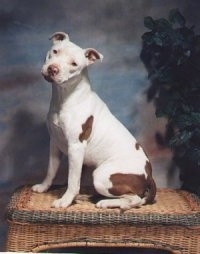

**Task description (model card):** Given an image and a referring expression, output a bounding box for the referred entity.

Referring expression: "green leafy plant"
[140,9,200,195]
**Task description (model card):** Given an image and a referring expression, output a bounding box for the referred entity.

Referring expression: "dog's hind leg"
[93,164,153,210]
[96,195,146,210]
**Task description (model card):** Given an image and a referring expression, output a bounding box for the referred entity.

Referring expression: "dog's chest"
[47,112,69,153]
[47,105,89,154]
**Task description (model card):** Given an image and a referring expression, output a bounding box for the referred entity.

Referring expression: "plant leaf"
[141,32,154,45]
[169,9,186,27]
[144,16,155,30]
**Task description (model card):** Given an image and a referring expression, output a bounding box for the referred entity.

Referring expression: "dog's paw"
[96,200,111,209]
[51,198,72,208]
[119,201,132,210]
[96,199,132,209]
[32,183,49,193]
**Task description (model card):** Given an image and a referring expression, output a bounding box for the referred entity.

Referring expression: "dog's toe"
[32,184,49,193]
[51,199,62,208]
[96,200,110,209]
[51,198,71,208]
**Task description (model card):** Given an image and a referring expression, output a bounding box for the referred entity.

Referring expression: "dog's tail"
[143,161,157,204]
[144,176,157,204]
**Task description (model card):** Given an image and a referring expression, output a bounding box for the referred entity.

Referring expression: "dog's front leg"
[51,142,85,208]
[32,140,62,193]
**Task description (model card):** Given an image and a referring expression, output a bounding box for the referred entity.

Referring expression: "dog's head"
[41,32,103,85]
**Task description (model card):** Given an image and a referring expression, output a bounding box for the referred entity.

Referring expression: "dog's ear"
[84,48,103,65]
[49,32,69,44]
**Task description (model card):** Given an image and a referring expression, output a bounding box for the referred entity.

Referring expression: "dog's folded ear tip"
[84,48,103,64]
[49,32,69,44]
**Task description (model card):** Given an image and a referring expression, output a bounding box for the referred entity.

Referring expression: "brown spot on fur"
[79,115,94,142]
[135,142,141,150]
[108,161,156,205]
[109,173,147,198]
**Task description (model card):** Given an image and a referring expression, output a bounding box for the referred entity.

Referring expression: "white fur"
[32,32,149,209]
[96,195,146,209]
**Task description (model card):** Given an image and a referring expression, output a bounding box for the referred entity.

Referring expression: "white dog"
[32,32,156,209]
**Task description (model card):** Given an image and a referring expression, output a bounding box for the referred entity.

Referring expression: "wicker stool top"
[6,185,200,226]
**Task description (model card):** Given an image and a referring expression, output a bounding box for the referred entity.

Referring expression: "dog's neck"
[50,68,92,112]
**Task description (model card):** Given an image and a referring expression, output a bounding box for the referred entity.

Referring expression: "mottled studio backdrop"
[1,0,200,251]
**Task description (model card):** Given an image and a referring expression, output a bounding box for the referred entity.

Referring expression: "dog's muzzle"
[42,64,59,82]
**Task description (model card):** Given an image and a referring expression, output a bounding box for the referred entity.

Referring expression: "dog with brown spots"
[32,32,156,209]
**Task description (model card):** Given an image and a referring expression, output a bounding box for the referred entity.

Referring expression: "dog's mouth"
[41,69,56,83]
[43,74,54,83]
[42,73,68,85]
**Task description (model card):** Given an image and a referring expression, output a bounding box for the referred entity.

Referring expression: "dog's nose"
[47,64,59,76]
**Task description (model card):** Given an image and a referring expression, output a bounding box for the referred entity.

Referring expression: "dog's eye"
[53,49,58,54]
[71,62,78,67]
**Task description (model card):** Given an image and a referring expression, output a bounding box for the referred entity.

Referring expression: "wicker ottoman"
[5,185,200,253]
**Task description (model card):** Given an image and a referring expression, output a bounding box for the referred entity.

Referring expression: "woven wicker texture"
[6,186,200,253]
[7,185,200,225]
